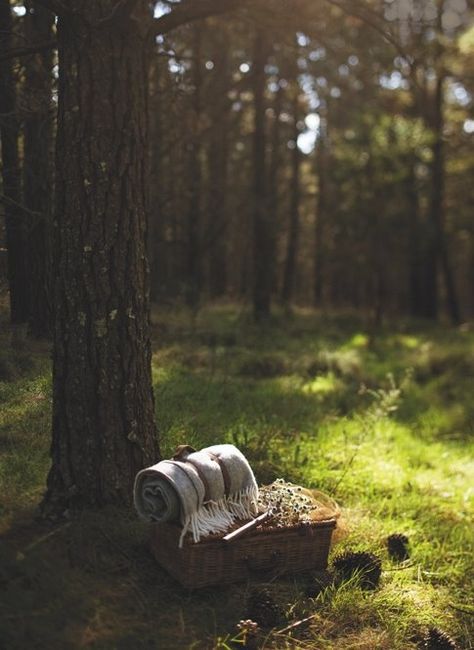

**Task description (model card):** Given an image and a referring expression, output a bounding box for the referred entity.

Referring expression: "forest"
[0,0,473,649]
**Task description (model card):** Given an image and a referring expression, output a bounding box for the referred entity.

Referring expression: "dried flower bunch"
[257,479,325,527]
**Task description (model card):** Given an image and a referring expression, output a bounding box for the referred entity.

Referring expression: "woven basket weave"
[150,518,337,589]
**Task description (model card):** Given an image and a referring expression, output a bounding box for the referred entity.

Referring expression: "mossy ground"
[0,306,473,649]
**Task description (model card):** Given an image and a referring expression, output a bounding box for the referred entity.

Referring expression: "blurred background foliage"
[1,0,473,326]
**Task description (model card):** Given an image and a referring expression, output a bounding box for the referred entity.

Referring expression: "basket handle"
[244,550,283,575]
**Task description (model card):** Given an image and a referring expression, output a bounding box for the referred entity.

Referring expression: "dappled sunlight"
[343,332,369,349]
[386,334,423,350]
[302,373,343,396]
[0,375,51,427]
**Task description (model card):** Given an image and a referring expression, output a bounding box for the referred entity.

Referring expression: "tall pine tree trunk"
[422,66,461,322]
[0,0,29,335]
[430,77,460,323]
[252,30,271,320]
[281,93,301,307]
[267,80,283,294]
[186,24,203,310]
[42,1,158,516]
[405,159,423,318]
[208,36,230,299]
[23,1,55,338]
[365,143,385,328]
[314,114,327,308]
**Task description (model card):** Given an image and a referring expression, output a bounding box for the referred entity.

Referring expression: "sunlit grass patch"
[0,360,51,527]
[343,332,369,349]
[302,372,343,396]
[111,308,474,646]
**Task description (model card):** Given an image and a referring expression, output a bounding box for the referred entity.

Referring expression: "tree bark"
[314,118,327,308]
[424,75,461,323]
[185,24,203,310]
[252,30,271,320]
[405,158,423,318]
[365,144,385,328]
[267,80,283,294]
[440,236,461,325]
[208,34,230,299]
[42,1,159,516]
[421,83,441,321]
[23,1,55,338]
[281,92,301,307]
[0,0,29,332]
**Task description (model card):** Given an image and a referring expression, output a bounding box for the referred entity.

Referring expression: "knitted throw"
[134,444,259,546]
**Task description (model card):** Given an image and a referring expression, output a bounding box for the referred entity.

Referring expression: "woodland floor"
[0,305,473,650]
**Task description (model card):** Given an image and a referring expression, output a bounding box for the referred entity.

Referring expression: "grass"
[0,305,473,649]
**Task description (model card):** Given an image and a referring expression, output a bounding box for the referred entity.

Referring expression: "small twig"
[22,521,71,555]
[223,510,272,543]
[276,613,319,636]
[384,562,415,571]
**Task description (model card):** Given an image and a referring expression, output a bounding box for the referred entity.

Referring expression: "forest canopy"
[1,0,473,327]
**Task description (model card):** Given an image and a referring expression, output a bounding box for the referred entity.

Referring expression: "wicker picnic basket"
[150,517,337,589]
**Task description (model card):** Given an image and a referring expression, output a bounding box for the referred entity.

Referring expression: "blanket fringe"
[179,485,259,547]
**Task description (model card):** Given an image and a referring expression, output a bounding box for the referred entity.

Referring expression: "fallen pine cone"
[332,550,382,589]
[387,533,410,561]
[245,587,285,628]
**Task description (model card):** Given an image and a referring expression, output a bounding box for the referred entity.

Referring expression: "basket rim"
[158,516,338,548]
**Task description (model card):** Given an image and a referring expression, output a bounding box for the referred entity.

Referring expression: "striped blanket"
[134,444,258,546]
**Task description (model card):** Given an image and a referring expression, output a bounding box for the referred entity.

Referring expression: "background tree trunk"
[252,30,271,320]
[426,75,461,324]
[185,24,203,310]
[267,80,283,294]
[314,116,327,308]
[366,143,385,328]
[405,158,423,318]
[42,1,158,516]
[208,36,230,300]
[23,0,55,338]
[281,92,301,307]
[0,0,29,335]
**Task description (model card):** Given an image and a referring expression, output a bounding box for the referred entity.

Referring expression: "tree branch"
[322,0,416,67]
[95,0,138,28]
[321,0,423,94]
[1,0,246,61]
[153,0,247,36]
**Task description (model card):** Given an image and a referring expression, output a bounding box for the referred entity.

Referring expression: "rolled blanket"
[134,444,258,546]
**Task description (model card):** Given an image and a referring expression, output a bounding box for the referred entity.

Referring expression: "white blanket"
[134,444,258,546]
